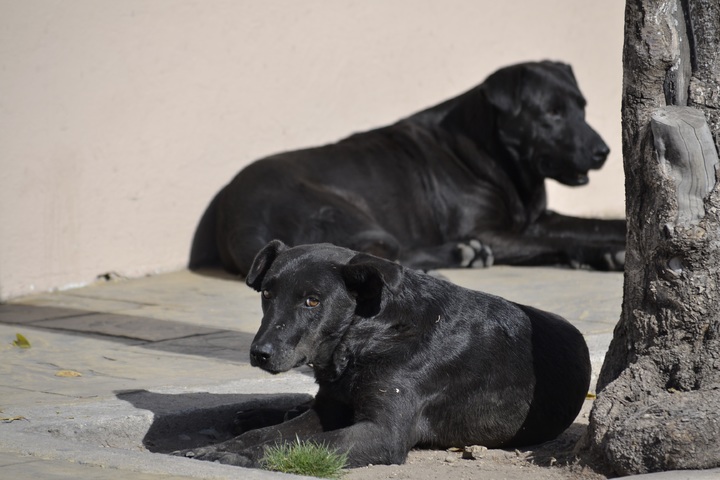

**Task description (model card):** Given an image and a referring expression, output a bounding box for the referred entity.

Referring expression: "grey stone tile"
[0,304,92,324]
[11,293,146,313]
[0,324,265,409]
[111,304,263,334]
[0,454,201,479]
[31,313,223,342]
[61,270,254,307]
[0,451,37,467]
[440,266,623,334]
[149,330,255,363]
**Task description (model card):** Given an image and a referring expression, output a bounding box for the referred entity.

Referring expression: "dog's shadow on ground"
[116,389,313,453]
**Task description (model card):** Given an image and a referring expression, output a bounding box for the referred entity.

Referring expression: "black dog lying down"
[178,241,591,468]
[213,60,626,275]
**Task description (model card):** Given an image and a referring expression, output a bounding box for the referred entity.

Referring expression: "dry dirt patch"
[345,399,608,480]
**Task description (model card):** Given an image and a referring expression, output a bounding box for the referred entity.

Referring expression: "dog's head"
[245,240,403,377]
[446,61,610,187]
[488,61,609,186]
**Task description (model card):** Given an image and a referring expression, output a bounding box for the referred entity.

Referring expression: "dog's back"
[360,272,591,449]
[215,123,462,274]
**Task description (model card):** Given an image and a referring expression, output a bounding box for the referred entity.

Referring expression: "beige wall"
[0,0,625,300]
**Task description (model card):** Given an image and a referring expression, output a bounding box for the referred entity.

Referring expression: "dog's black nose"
[250,343,274,366]
[591,144,610,164]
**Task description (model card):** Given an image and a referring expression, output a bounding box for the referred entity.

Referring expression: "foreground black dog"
[178,241,591,468]
[211,61,625,275]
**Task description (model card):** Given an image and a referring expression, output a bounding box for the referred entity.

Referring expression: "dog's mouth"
[538,156,590,187]
[295,356,308,369]
[256,355,307,375]
[557,172,589,186]
[260,366,285,375]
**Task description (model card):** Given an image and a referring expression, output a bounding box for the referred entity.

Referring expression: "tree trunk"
[586,0,720,475]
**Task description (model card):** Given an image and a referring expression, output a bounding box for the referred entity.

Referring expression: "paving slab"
[0,304,94,324]
[1,266,713,479]
[0,452,201,480]
[30,312,224,342]
[443,266,624,331]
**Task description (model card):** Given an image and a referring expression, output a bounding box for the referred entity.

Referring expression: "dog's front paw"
[603,250,625,271]
[173,446,254,467]
[457,240,494,268]
[569,248,625,271]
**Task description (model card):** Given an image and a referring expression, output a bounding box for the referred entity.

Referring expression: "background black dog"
[178,241,591,468]
[206,60,626,275]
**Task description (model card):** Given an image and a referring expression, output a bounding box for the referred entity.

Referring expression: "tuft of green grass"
[261,437,348,478]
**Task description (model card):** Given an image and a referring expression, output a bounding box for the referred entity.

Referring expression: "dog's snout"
[591,143,610,165]
[250,343,274,366]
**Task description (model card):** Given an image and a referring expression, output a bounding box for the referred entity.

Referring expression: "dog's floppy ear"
[340,253,403,317]
[545,60,578,87]
[482,64,525,116]
[246,239,286,291]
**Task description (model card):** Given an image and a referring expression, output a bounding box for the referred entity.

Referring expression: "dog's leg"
[300,420,411,467]
[243,420,411,468]
[175,409,412,468]
[174,407,326,467]
[478,231,625,271]
[232,398,313,435]
[531,211,626,243]
[400,240,494,270]
[345,229,401,260]
[525,212,626,270]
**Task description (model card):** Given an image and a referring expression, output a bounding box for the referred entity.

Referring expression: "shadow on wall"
[189,191,223,271]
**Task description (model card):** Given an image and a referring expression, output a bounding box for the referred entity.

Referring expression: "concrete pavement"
[0,266,716,479]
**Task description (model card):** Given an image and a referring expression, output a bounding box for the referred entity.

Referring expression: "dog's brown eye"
[262,290,271,300]
[305,296,320,308]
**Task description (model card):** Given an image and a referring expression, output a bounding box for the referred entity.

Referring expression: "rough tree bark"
[586,0,720,476]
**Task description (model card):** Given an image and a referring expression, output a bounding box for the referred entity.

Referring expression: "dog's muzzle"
[250,343,274,368]
[250,342,306,373]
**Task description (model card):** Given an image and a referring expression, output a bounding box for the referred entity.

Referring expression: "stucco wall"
[0,0,625,300]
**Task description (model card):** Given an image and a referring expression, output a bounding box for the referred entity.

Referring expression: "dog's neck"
[312,343,351,384]
[435,90,548,221]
